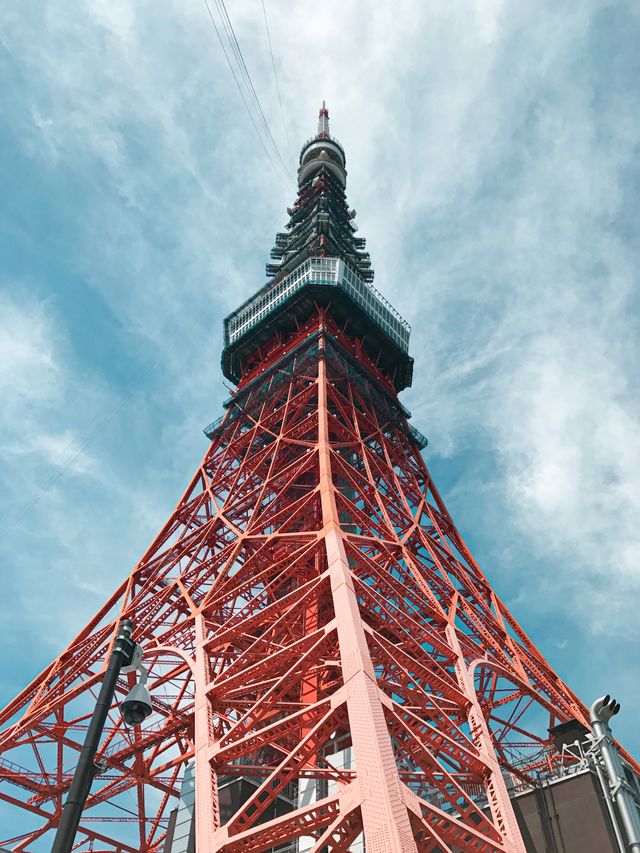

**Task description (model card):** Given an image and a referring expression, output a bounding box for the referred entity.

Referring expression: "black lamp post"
[50,619,136,853]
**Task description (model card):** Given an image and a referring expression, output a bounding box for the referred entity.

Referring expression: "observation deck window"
[224,257,410,354]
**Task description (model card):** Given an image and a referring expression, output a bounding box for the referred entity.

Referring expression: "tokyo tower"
[1,104,637,852]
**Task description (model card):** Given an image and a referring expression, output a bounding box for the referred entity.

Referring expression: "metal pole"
[591,695,640,853]
[51,619,134,853]
[592,753,627,853]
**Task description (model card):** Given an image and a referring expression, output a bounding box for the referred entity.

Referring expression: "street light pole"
[51,618,135,853]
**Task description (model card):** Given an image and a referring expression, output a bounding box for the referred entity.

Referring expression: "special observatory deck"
[222,256,414,390]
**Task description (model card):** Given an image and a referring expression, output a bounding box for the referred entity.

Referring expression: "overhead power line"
[260,0,292,162]
[213,0,291,177]
[201,0,291,185]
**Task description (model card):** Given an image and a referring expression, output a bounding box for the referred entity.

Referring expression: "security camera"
[120,658,153,727]
[121,681,153,727]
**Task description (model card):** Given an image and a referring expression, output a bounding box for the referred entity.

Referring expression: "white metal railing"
[300,135,345,157]
[224,257,410,353]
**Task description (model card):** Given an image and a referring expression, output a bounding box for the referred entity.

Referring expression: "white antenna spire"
[317,101,330,138]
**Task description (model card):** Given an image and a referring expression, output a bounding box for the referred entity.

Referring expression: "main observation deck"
[222,257,414,391]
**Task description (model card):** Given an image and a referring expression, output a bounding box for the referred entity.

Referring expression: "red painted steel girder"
[1,310,633,852]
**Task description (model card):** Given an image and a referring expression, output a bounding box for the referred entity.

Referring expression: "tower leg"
[446,623,527,852]
[194,614,220,853]
[318,347,418,852]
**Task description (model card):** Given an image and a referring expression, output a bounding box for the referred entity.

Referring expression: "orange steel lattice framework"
[1,107,638,852]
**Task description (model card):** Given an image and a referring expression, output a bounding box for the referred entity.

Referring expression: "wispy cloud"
[0,287,92,474]
[1,0,639,765]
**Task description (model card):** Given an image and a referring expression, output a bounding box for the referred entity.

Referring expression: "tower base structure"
[2,104,640,853]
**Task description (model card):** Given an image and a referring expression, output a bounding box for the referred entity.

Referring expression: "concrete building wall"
[511,771,619,853]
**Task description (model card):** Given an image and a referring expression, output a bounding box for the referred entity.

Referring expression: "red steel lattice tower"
[1,106,638,853]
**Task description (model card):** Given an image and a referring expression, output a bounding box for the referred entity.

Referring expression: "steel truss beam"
[1,312,634,852]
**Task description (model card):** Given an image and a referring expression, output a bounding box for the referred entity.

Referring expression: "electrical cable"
[201,0,291,183]
[213,0,290,175]
[260,0,292,161]
[215,0,290,176]
[201,0,285,183]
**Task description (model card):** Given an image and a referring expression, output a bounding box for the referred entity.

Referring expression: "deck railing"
[224,257,410,353]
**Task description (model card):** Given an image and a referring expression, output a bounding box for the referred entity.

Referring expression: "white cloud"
[0,288,60,405]
[0,288,170,651]
[1,0,639,736]
[0,289,92,473]
[497,331,640,603]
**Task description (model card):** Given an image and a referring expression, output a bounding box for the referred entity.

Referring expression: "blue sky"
[1,0,640,819]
